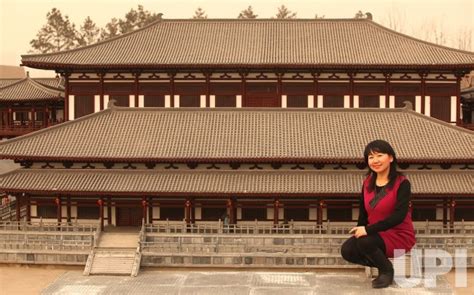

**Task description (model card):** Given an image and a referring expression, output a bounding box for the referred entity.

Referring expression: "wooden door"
[245,94,280,107]
[116,207,143,226]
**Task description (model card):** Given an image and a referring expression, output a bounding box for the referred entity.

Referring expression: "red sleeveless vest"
[363,175,416,258]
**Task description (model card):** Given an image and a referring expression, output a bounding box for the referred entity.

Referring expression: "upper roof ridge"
[21,18,474,69]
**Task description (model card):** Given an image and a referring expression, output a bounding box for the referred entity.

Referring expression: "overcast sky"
[1,0,473,77]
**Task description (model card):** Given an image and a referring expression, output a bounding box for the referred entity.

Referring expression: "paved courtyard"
[40,269,455,295]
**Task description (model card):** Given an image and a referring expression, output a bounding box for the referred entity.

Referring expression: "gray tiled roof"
[0,79,21,88]
[21,19,474,69]
[0,77,64,102]
[34,77,65,90]
[0,169,471,195]
[0,106,472,162]
[0,77,63,89]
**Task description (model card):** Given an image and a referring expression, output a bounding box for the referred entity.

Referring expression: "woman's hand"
[349,226,367,238]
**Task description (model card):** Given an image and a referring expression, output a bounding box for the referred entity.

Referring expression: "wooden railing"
[0,120,62,137]
[0,220,100,232]
[145,220,474,236]
[145,221,347,235]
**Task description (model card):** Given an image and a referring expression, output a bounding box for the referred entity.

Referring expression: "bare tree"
[193,7,207,19]
[382,7,407,33]
[275,5,297,19]
[456,27,473,51]
[420,18,447,46]
[238,6,258,19]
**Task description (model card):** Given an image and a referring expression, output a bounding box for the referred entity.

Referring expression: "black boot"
[365,248,394,288]
[372,268,394,288]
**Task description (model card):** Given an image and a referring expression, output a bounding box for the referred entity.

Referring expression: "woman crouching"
[341,140,416,288]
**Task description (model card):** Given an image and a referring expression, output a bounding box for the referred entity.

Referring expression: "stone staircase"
[84,231,141,276]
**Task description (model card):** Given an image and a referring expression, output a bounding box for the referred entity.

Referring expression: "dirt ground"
[446,268,474,295]
[0,264,82,295]
[0,264,473,294]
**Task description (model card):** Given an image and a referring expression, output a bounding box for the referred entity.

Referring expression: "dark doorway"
[116,206,143,226]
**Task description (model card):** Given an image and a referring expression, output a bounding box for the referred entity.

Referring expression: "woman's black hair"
[363,140,402,192]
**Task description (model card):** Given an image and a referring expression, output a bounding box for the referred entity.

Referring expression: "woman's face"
[367,151,393,175]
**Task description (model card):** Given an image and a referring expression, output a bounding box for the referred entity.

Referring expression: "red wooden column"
[97,198,104,231]
[141,197,147,225]
[317,199,324,225]
[31,107,36,128]
[55,196,62,223]
[349,72,355,107]
[240,72,247,107]
[185,199,191,225]
[8,107,13,129]
[384,72,392,108]
[15,194,21,221]
[148,197,153,224]
[44,106,49,127]
[276,72,283,104]
[449,198,456,229]
[455,73,463,126]
[419,72,427,115]
[26,194,31,222]
[273,198,280,225]
[169,72,176,107]
[190,198,195,224]
[99,72,105,110]
[205,72,211,107]
[66,196,71,223]
[442,197,448,225]
[227,198,235,224]
[312,72,320,108]
[107,197,112,225]
[63,72,70,121]
[134,72,140,107]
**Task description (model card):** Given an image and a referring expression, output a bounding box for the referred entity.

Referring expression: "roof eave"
[20,62,474,72]
[2,188,472,198]
[3,155,472,164]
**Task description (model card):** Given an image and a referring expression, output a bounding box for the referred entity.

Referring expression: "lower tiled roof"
[0,169,471,196]
[0,106,472,163]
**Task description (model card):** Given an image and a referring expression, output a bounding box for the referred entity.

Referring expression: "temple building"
[0,74,64,138]
[19,18,474,126]
[0,18,472,228]
[0,102,472,229]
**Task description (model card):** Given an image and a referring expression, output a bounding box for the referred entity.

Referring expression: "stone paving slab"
[41,270,453,295]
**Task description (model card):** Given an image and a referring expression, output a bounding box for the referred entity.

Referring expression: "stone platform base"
[41,270,454,294]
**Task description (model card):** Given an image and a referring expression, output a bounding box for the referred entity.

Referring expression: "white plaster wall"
[379,95,386,108]
[307,95,314,108]
[195,207,202,219]
[153,207,160,219]
[309,208,317,220]
[450,96,457,123]
[68,95,75,120]
[317,95,323,108]
[236,95,242,108]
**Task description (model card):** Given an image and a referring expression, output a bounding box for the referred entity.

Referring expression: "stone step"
[98,232,139,248]
[89,254,135,275]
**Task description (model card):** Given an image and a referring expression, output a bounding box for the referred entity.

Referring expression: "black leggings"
[340,234,387,267]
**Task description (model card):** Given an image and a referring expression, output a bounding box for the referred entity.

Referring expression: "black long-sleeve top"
[357,180,411,235]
